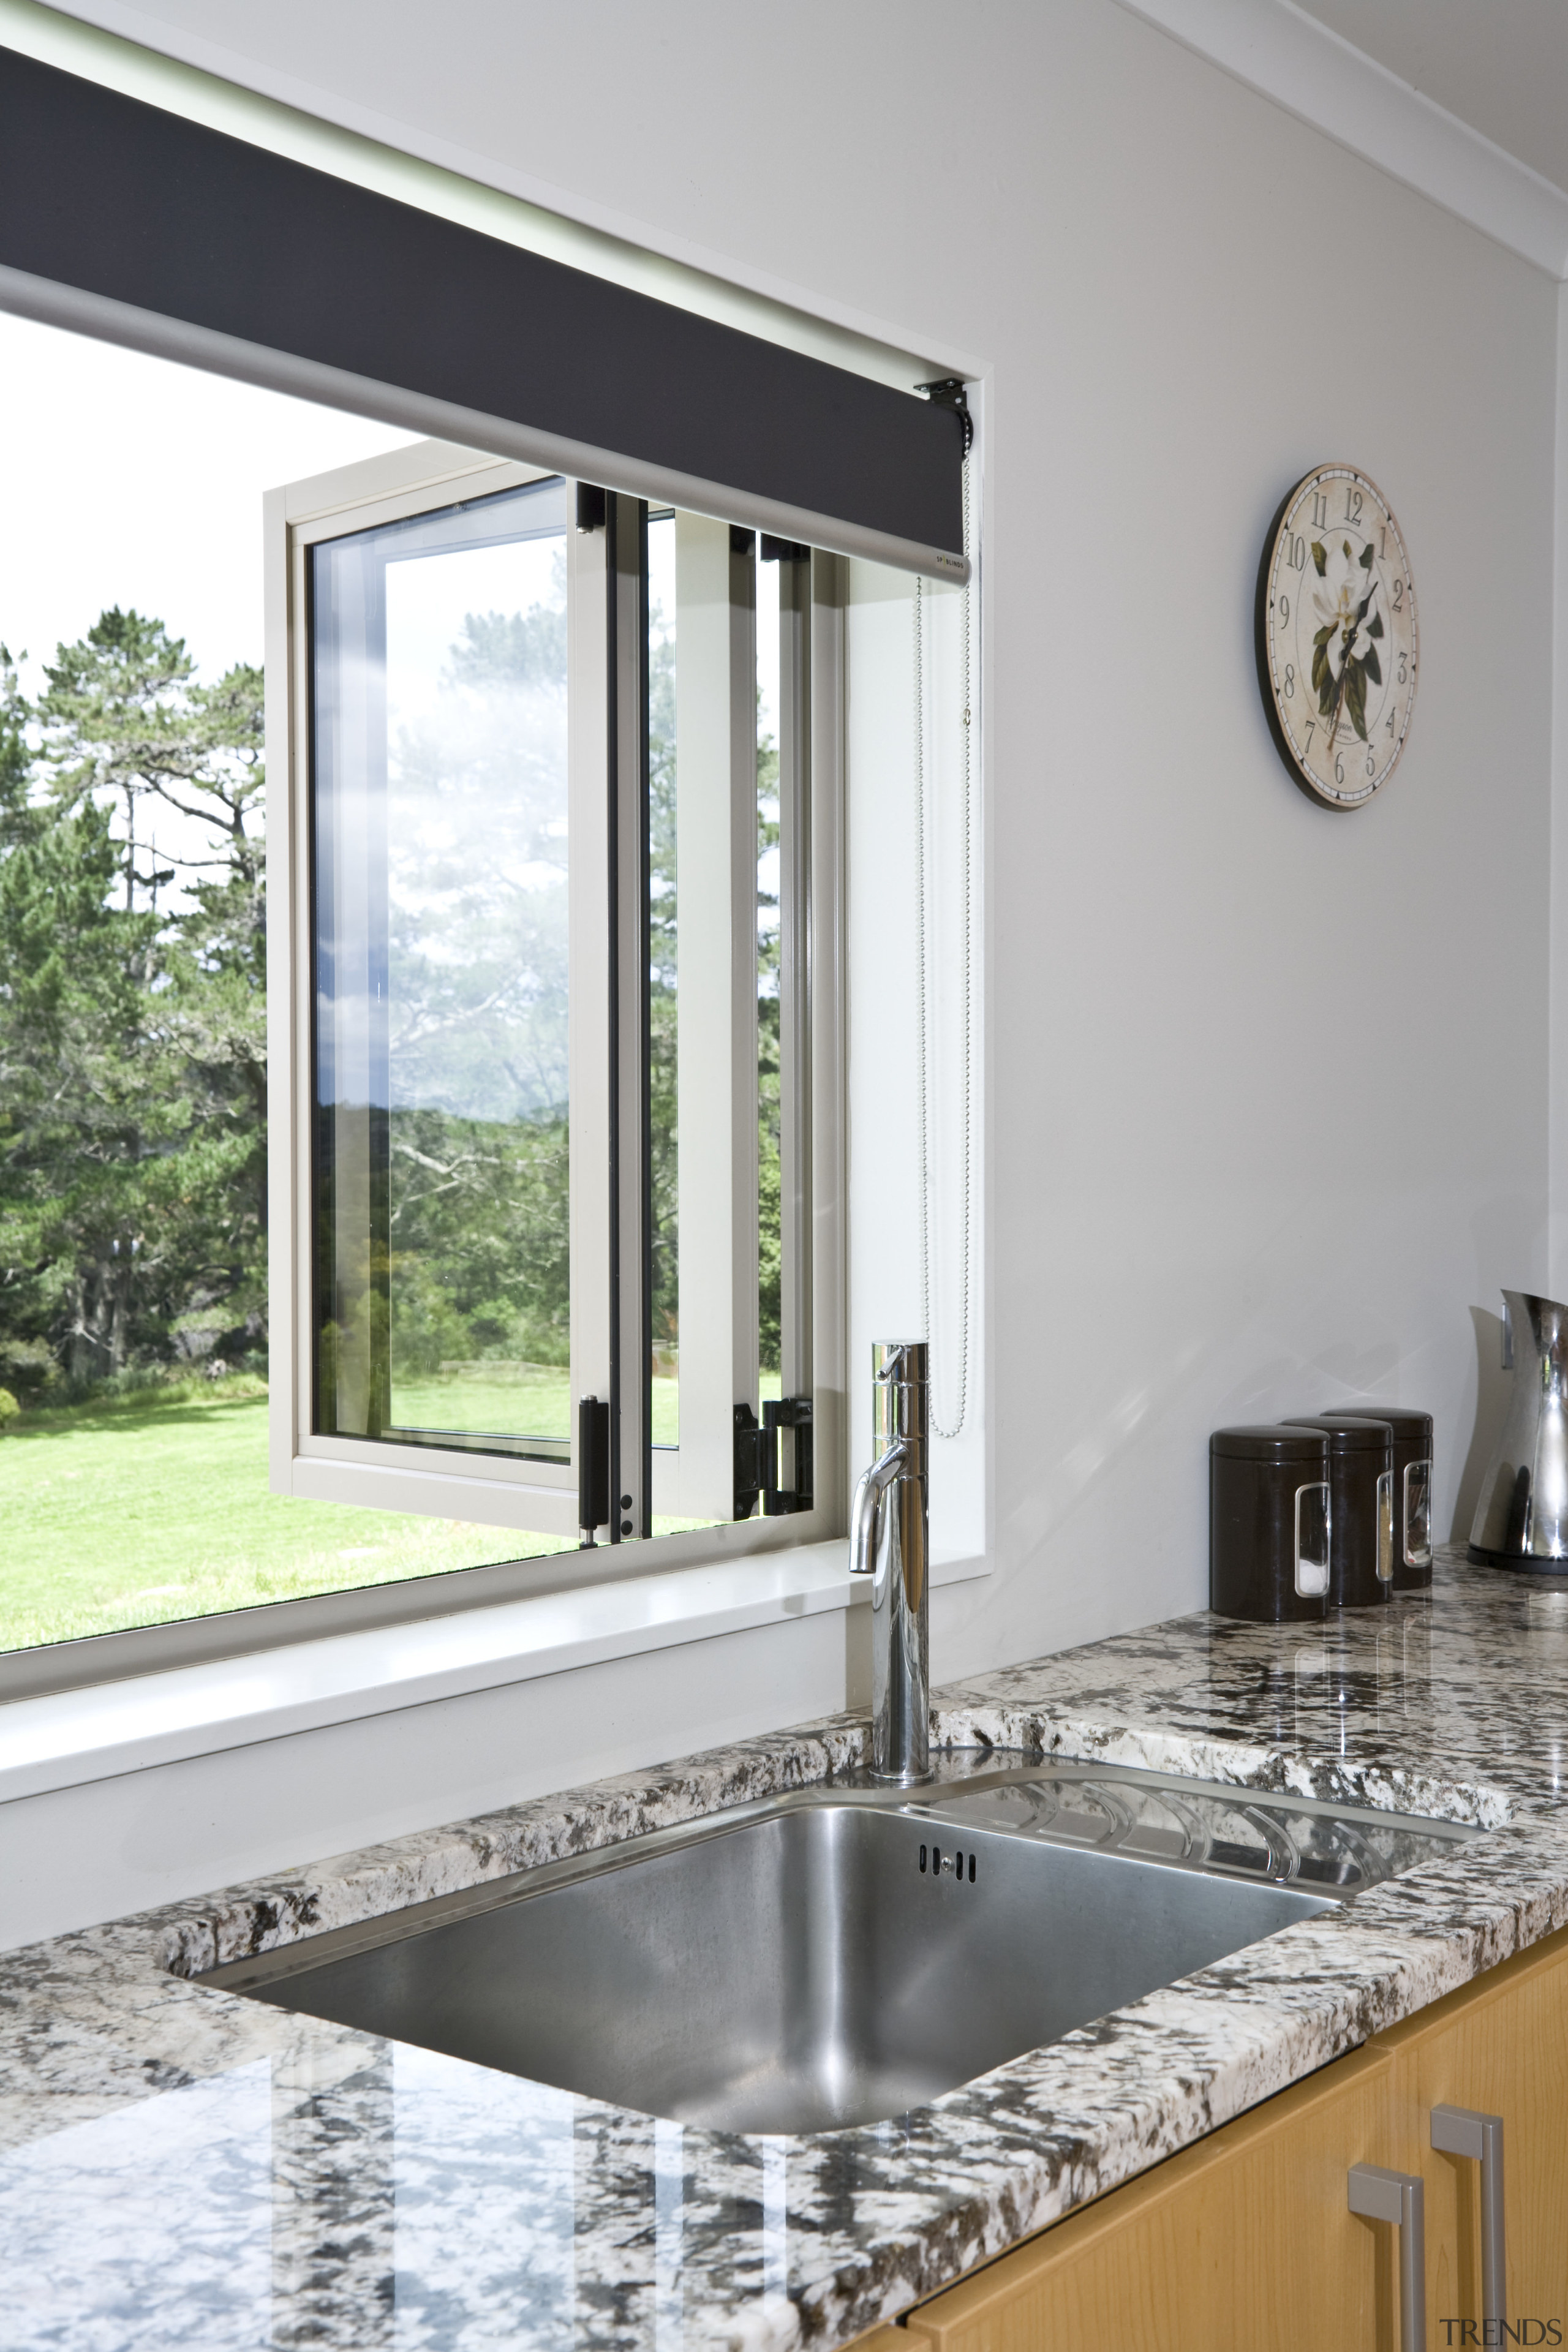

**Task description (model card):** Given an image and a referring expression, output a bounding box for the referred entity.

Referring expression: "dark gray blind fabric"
[0,45,967,575]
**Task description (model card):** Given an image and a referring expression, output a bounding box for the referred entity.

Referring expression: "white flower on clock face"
[1311,538,1379,680]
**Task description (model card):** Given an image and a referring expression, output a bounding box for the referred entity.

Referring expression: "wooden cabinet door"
[898,2044,1402,2352]
[1377,1922,1568,2334]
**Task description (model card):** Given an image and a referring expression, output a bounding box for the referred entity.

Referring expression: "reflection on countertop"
[5,1549,1568,2350]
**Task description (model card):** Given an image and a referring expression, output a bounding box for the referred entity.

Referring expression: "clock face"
[1257,466,1418,810]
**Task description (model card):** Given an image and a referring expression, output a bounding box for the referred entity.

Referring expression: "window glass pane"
[312,477,571,1459]
[647,511,679,1447]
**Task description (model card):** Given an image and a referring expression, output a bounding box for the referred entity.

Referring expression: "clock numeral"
[1278,594,1289,625]
[1366,748,1375,777]
[1398,652,1408,684]
[1283,663,1295,699]
[1392,578,1405,610]
[1385,708,1396,736]
[1310,492,1329,530]
[1335,751,1345,788]
[1346,486,1364,526]
[1304,722,1314,753]
[1287,534,1306,571]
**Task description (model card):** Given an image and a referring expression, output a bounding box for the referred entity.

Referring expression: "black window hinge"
[916,377,973,457]
[733,1396,813,1521]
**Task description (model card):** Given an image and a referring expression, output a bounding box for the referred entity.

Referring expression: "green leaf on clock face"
[1311,541,1328,575]
[1345,662,1368,741]
[1359,542,1375,571]
[1312,643,1330,700]
[1362,643,1382,688]
[1365,609,1384,639]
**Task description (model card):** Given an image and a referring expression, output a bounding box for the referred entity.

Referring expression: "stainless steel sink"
[201,1763,1475,2135]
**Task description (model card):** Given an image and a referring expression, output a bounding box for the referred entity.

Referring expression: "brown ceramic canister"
[1210,1425,1331,1623]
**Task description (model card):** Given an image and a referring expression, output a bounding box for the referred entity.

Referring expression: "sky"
[0,307,411,696]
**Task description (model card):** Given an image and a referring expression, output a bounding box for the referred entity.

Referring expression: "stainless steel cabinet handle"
[1431,2105,1506,2335]
[1348,2163,1427,2352]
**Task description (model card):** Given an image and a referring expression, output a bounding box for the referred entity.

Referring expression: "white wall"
[3,0,1559,1941]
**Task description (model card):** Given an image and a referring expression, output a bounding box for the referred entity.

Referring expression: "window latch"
[733,1398,813,1521]
[578,1395,610,1546]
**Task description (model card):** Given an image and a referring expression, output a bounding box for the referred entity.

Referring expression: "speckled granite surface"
[5,1549,1568,2350]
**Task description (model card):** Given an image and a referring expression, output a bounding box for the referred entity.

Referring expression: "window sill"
[0,1543,989,1804]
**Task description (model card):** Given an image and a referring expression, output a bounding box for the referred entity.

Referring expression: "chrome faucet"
[850,1341,932,1785]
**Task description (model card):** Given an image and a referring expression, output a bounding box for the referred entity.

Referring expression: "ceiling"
[1294,1,1568,197]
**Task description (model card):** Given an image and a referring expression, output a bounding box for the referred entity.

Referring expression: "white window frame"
[266,440,849,1572]
[273,447,582,1532]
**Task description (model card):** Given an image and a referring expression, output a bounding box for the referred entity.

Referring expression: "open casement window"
[268,440,845,1562]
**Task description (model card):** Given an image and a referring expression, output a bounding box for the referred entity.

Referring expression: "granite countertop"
[6,1547,1568,2350]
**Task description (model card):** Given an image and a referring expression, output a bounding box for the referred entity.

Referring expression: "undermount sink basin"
[201,1764,1475,2135]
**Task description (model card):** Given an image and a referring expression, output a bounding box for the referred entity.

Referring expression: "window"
[0,38,968,1686]
[271,444,846,1563]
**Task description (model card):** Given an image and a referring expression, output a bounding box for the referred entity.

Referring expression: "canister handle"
[1294,1480,1331,1599]
[1404,1457,1433,1569]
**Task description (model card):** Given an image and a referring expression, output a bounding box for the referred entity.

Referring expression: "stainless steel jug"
[1469,1290,1568,1567]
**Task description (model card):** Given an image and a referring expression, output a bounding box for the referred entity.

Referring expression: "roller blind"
[0,43,968,581]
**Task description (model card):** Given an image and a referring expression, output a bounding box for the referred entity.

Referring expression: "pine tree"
[0,613,267,1387]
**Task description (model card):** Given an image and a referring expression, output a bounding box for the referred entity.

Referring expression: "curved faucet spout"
[850,1440,909,1581]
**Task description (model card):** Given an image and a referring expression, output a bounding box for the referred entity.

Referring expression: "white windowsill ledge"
[0,1542,989,1805]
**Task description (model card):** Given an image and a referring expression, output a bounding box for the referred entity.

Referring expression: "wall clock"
[1256,466,1418,810]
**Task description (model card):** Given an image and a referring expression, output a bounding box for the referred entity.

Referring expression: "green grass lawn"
[0,1366,778,1653]
[0,1376,575,1651]
[391,1367,683,1446]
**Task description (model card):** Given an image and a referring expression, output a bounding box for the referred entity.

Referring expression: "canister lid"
[1291,1413,1392,1453]
[1212,1423,1330,1463]
[1328,1406,1432,1446]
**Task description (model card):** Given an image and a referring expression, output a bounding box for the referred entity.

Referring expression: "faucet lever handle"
[850,1439,908,1576]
